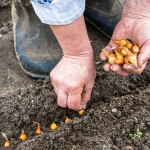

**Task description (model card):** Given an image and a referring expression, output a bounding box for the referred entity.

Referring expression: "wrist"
[62,39,94,65]
[63,51,94,65]
[63,39,93,57]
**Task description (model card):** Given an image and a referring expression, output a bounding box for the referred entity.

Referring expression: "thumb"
[100,21,127,60]
[137,44,150,68]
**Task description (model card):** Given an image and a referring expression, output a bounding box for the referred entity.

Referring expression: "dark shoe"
[85,0,124,38]
[12,0,62,78]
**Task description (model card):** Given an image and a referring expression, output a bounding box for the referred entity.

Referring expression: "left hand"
[100,0,150,76]
[50,55,96,111]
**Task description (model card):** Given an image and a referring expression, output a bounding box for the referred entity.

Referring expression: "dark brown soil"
[0,6,35,95]
[1,67,150,150]
[1,2,150,150]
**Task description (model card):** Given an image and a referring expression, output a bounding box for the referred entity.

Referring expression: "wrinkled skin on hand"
[100,0,150,76]
[50,55,96,111]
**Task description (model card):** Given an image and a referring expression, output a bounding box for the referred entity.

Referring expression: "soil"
[0,5,35,95]
[1,2,150,150]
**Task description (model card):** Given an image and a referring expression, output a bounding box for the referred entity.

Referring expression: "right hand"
[100,0,150,76]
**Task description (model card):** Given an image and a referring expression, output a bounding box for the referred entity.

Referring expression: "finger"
[67,92,82,111]
[137,45,150,68]
[123,62,147,74]
[81,88,92,109]
[51,81,59,95]
[57,89,68,108]
[110,64,129,76]
[103,63,111,72]
[100,21,127,60]
[100,44,114,60]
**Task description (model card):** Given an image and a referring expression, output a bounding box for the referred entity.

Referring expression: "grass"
[9,83,11,89]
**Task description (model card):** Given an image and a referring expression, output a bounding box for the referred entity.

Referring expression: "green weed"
[130,128,142,139]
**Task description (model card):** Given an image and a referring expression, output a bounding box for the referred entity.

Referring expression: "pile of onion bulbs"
[102,39,140,68]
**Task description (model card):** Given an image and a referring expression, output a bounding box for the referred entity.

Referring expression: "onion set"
[78,110,85,115]
[65,117,69,123]
[19,130,27,141]
[50,122,58,130]
[102,39,140,68]
[33,122,42,134]
[1,133,10,147]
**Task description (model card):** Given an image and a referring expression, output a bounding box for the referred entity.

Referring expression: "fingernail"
[82,104,86,110]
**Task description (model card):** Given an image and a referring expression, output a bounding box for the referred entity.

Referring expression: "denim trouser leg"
[30,0,86,25]
[30,0,123,37]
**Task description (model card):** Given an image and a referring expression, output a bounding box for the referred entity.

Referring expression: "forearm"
[50,15,93,58]
[49,16,96,111]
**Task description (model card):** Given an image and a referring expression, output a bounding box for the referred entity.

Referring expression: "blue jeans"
[30,0,85,25]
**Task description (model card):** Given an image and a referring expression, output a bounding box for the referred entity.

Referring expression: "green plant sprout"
[130,128,142,139]
[9,83,11,89]
[71,146,76,150]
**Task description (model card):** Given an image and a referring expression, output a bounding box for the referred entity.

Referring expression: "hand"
[50,55,96,111]
[100,0,150,76]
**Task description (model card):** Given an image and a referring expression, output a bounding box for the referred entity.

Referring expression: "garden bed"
[0,64,150,149]
[1,2,150,150]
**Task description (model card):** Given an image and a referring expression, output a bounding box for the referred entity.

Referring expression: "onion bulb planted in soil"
[50,122,59,130]
[19,130,27,141]
[33,122,42,134]
[65,117,69,123]
[78,110,85,115]
[1,133,10,147]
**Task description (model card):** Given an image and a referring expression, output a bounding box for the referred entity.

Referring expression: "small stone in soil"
[112,108,117,113]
